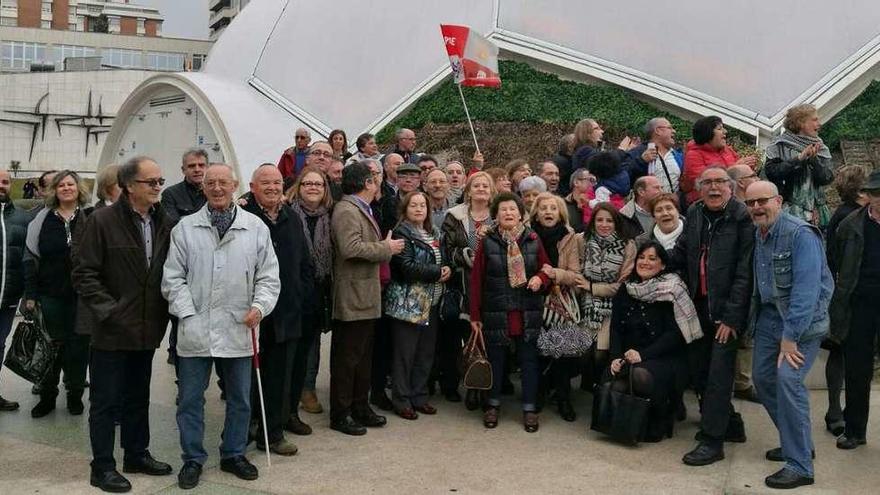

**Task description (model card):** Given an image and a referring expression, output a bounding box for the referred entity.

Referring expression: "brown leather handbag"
[460,329,492,390]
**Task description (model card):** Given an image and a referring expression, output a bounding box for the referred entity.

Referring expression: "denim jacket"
[747,212,833,342]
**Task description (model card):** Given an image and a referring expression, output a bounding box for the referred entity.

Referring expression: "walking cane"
[250,323,272,467]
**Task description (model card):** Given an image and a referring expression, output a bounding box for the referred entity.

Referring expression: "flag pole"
[456,83,481,155]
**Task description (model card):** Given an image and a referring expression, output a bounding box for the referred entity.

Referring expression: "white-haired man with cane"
[162,163,279,490]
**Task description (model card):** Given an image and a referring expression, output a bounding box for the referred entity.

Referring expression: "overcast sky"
[137,0,210,40]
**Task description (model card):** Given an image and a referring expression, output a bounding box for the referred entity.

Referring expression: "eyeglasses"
[300,181,324,188]
[739,173,758,180]
[135,178,165,187]
[204,179,235,189]
[744,196,777,207]
[295,135,309,140]
[309,150,333,158]
[701,178,730,187]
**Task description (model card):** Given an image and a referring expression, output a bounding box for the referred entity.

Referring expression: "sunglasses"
[744,196,777,207]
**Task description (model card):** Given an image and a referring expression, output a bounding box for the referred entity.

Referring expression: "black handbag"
[440,270,465,322]
[3,307,57,385]
[590,365,651,445]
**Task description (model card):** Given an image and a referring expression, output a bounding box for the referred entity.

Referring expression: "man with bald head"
[72,157,174,492]
[163,164,280,489]
[389,128,419,164]
[728,165,759,201]
[745,180,832,489]
[241,165,314,455]
[278,128,312,179]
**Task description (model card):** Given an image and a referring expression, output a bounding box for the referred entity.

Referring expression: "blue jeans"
[177,356,252,464]
[0,306,17,387]
[752,309,821,478]
[487,337,539,411]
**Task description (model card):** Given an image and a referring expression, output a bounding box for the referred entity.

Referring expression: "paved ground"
[0,332,878,494]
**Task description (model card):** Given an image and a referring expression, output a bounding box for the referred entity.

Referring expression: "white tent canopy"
[101,0,880,185]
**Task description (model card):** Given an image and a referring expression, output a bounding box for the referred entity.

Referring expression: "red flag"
[440,24,501,88]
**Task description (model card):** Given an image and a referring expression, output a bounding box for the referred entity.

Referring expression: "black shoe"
[220,455,258,481]
[284,414,313,436]
[765,447,816,462]
[369,392,393,412]
[825,417,845,437]
[353,409,387,427]
[764,467,813,489]
[444,390,462,402]
[682,442,725,466]
[31,396,56,418]
[166,349,177,365]
[330,415,367,436]
[557,400,576,422]
[733,386,760,403]
[465,389,481,411]
[122,451,173,475]
[177,461,202,489]
[836,435,866,450]
[0,395,19,411]
[67,394,84,415]
[90,469,132,493]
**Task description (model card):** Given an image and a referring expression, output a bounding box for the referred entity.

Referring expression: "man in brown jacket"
[329,161,403,435]
[72,156,173,493]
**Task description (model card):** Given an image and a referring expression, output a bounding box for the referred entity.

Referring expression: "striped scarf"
[625,273,703,343]
[581,232,627,330]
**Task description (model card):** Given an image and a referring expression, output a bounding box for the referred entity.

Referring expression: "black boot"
[67,392,84,415]
[31,395,56,418]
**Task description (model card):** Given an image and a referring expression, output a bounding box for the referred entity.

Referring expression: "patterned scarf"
[581,231,627,330]
[499,224,527,288]
[766,132,832,227]
[625,273,703,344]
[209,203,236,239]
[291,198,332,280]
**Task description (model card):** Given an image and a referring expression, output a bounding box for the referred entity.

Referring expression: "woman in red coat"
[681,116,756,205]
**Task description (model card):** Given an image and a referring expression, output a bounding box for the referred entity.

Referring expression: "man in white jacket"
[162,163,280,490]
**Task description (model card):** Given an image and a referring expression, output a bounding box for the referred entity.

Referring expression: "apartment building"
[0,0,162,36]
[209,0,248,40]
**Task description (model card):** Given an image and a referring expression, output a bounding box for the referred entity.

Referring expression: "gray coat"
[162,204,280,358]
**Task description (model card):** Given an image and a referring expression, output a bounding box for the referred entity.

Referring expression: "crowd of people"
[0,102,877,492]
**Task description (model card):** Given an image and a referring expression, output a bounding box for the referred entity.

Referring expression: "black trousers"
[41,296,89,398]
[289,314,319,412]
[253,330,294,445]
[330,319,375,421]
[437,318,470,394]
[89,349,154,472]
[843,296,880,439]
[689,299,741,443]
[370,315,393,399]
[390,310,439,411]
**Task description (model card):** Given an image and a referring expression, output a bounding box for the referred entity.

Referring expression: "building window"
[68,22,76,31]
[0,17,16,27]
[191,54,207,71]
[41,20,50,29]
[108,16,120,33]
[137,18,145,31]
[102,48,143,69]
[2,0,19,10]
[146,51,185,71]
[41,1,51,14]
[51,44,97,69]
[1,41,49,70]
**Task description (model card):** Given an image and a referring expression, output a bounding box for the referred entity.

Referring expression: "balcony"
[209,0,231,12]
[209,7,233,29]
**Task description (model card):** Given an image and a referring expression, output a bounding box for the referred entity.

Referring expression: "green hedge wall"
[820,80,880,151]
[377,60,696,143]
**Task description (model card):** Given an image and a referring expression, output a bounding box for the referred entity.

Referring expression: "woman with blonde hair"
[24,170,91,418]
[529,192,588,421]
[763,103,834,228]
[440,171,496,407]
